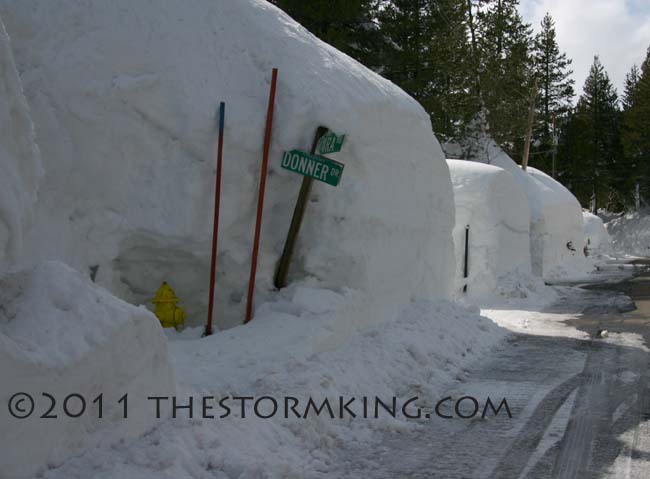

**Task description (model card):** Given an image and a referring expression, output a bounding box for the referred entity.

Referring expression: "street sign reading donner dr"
[281,149,344,187]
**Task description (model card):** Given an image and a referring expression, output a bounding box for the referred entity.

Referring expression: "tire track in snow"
[488,371,583,478]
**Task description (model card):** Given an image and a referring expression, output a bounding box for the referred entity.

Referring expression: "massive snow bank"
[445,131,588,281]
[582,211,611,256]
[0,261,174,478]
[32,285,507,478]
[0,0,455,329]
[446,160,531,300]
[0,14,41,269]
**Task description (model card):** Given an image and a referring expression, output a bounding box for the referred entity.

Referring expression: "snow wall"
[0,261,175,478]
[447,160,531,300]
[0,14,41,269]
[0,0,456,330]
[606,212,649,256]
[582,211,611,256]
[445,132,588,281]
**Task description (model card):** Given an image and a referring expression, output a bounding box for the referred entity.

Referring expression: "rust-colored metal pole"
[245,68,278,324]
[205,102,225,336]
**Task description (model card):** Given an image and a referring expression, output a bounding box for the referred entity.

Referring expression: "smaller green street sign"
[281,150,344,187]
[316,132,346,155]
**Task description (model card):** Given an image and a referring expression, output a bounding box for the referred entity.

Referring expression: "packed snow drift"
[446,160,532,300]
[444,125,590,281]
[606,211,650,257]
[0,0,455,330]
[31,290,507,479]
[0,261,175,478]
[582,211,612,256]
[0,14,41,269]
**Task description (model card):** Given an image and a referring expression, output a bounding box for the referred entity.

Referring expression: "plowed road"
[331,264,650,478]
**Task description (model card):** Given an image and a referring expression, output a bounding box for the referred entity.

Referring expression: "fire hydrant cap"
[152,282,180,304]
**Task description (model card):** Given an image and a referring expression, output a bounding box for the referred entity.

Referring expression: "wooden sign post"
[274,126,347,289]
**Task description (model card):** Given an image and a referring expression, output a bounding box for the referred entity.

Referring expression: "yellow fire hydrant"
[151,282,186,330]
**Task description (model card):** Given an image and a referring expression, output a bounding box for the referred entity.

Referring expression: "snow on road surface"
[30,294,507,478]
[20,269,650,479]
[329,278,650,479]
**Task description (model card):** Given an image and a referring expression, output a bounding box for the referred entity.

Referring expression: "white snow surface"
[0,261,175,478]
[0,0,455,330]
[0,13,41,269]
[446,160,534,301]
[582,211,612,256]
[607,211,650,257]
[447,128,590,281]
[30,284,507,479]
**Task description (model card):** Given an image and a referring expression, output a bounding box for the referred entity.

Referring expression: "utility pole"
[551,114,557,179]
[591,183,597,214]
[521,78,538,172]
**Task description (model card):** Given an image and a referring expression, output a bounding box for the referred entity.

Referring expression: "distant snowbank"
[582,211,611,256]
[0,261,174,478]
[445,128,590,282]
[447,160,533,300]
[35,284,507,478]
[607,211,650,257]
[0,0,455,330]
[0,14,42,269]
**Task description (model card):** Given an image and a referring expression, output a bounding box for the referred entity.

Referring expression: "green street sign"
[281,149,344,187]
[316,132,346,155]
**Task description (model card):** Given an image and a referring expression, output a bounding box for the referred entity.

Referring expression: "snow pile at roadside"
[445,126,589,282]
[36,285,507,479]
[0,14,42,269]
[0,261,175,478]
[446,160,534,301]
[0,0,455,330]
[525,166,589,279]
[582,211,612,256]
[606,211,650,257]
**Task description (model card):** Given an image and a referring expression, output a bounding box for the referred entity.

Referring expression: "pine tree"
[530,13,574,174]
[427,0,478,138]
[622,48,650,204]
[622,64,640,112]
[559,56,622,208]
[377,0,434,109]
[268,0,381,66]
[475,0,535,160]
[377,0,478,141]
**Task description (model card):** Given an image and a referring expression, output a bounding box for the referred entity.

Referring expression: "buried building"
[447,160,532,301]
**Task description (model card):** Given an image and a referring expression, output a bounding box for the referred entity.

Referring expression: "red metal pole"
[245,68,278,324]
[205,102,225,336]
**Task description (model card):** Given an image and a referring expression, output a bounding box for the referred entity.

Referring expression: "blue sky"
[519,0,650,98]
